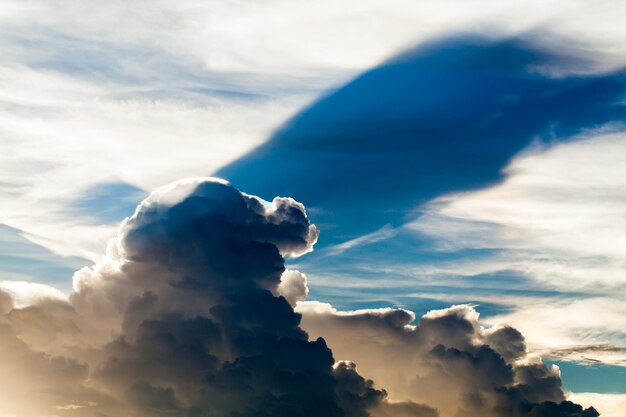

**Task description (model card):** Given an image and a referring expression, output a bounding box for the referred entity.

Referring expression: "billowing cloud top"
[0,178,381,417]
[0,179,599,417]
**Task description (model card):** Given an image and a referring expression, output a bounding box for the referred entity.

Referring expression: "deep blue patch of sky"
[218,36,626,247]
[548,361,626,393]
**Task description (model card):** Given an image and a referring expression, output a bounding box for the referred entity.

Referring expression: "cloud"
[0,294,107,415]
[568,393,626,417]
[0,65,301,263]
[405,128,626,363]
[3,1,626,270]
[0,177,599,416]
[276,269,310,306]
[0,287,13,314]
[297,302,599,417]
[218,35,626,260]
[3,0,626,77]
[0,280,68,306]
[0,178,423,417]
[409,129,626,272]
[483,297,626,366]
[325,225,398,256]
[0,1,623,415]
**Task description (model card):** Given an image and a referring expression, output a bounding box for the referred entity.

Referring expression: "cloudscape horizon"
[1,1,625,416]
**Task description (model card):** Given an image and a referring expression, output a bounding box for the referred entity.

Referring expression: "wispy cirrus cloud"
[294,126,626,367]
[2,0,626,268]
[0,65,301,262]
[401,128,626,363]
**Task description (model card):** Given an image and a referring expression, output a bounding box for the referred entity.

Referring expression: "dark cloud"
[76,178,355,417]
[484,325,527,362]
[0,179,390,417]
[333,361,387,417]
[494,394,599,417]
[0,179,598,417]
[333,361,438,417]
[372,401,438,417]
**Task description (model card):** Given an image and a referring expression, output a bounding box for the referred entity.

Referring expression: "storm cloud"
[0,178,597,417]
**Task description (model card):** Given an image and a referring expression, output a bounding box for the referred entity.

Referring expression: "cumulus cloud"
[0,178,392,416]
[298,302,599,417]
[0,178,598,416]
[276,269,310,306]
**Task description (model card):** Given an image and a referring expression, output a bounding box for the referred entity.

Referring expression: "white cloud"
[324,225,398,256]
[276,269,309,306]
[2,0,626,265]
[3,0,626,76]
[567,393,626,417]
[409,128,626,290]
[484,297,626,365]
[406,128,626,364]
[0,66,301,261]
[0,280,68,307]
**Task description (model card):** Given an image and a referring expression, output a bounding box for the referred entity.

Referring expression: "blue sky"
[1,1,626,416]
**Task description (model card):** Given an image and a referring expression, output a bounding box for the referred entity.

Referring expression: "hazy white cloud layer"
[0,65,300,261]
[404,128,626,364]
[2,0,626,263]
[0,178,598,416]
[410,129,626,281]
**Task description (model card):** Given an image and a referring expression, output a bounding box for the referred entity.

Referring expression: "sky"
[0,1,625,416]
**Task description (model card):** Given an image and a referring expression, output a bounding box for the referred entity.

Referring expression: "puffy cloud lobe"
[276,269,309,306]
[0,178,598,417]
[298,302,598,417]
[332,361,387,417]
[484,326,527,363]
